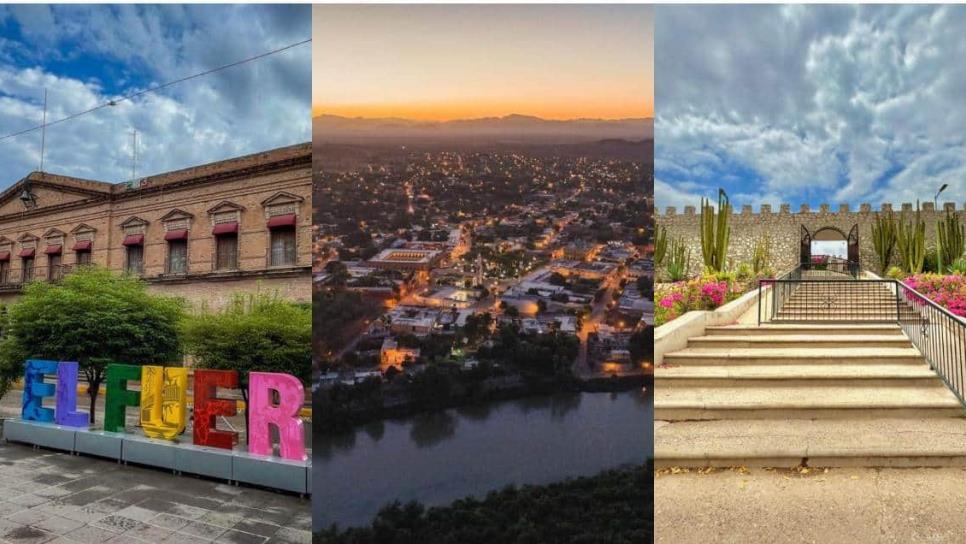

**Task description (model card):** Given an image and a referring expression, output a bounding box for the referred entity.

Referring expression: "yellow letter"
[140,365,187,440]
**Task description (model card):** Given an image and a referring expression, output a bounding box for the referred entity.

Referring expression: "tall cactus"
[654,225,668,265]
[752,234,770,275]
[666,238,691,282]
[896,203,926,274]
[700,189,731,273]
[871,210,897,275]
[937,211,965,273]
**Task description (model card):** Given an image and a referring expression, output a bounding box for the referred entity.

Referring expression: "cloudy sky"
[656,5,966,211]
[0,5,310,190]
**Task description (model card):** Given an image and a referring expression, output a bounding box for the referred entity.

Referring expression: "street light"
[935,183,949,211]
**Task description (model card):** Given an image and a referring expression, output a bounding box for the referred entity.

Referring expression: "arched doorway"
[800,224,859,276]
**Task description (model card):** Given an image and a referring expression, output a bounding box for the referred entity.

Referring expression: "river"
[315,390,651,529]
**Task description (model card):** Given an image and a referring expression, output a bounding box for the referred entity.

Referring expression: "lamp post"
[935,183,948,211]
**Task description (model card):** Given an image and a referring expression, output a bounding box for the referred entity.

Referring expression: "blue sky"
[656,5,965,211]
[0,5,310,189]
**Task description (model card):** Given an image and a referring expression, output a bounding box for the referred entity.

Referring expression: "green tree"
[0,267,184,422]
[181,292,311,439]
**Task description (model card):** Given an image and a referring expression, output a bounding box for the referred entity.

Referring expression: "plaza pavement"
[0,422,311,544]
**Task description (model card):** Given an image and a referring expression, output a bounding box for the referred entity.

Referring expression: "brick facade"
[0,143,312,308]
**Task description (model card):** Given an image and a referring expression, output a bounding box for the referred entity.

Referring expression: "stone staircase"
[655,323,966,468]
[771,280,918,322]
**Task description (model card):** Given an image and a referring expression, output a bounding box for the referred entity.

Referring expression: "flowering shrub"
[656,277,736,326]
[901,274,966,317]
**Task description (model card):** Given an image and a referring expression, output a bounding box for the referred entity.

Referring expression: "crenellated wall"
[656,201,966,277]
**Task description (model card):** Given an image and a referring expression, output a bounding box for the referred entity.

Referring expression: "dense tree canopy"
[0,267,184,421]
[181,292,311,386]
[318,464,651,544]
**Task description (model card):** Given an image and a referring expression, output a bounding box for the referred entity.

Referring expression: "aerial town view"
[314,5,653,542]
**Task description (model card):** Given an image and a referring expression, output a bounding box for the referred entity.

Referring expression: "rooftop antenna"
[20,89,44,210]
[39,88,47,173]
[130,130,138,185]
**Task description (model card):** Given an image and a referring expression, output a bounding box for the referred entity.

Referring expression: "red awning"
[267,213,296,229]
[164,229,188,241]
[44,245,62,255]
[18,248,35,258]
[212,222,238,235]
[122,234,144,246]
[0,252,9,262]
[72,240,92,251]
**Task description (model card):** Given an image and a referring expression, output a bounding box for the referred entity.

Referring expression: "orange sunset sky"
[313,5,653,121]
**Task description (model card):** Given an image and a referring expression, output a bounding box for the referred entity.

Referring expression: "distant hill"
[314,114,653,145]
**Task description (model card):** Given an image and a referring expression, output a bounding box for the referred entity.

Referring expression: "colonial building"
[0,143,311,308]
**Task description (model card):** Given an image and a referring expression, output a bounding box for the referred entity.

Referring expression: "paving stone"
[1,431,304,544]
[92,516,145,534]
[265,527,311,544]
[1,524,56,544]
[146,513,190,532]
[216,529,269,544]
[125,522,175,542]
[230,520,278,538]
[62,526,123,544]
[113,506,156,523]
[180,520,228,540]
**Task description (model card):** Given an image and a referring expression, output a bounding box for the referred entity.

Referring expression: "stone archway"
[801,224,859,276]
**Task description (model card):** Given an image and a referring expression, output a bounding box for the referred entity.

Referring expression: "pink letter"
[247,372,306,461]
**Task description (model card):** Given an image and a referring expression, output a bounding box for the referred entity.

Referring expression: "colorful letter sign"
[55,362,88,427]
[140,365,188,440]
[248,372,306,461]
[193,369,239,449]
[21,359,58,422]
[20,361,306,463]
[103,364,141,433]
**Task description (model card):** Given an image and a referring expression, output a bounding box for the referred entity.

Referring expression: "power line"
[0,38,311,144]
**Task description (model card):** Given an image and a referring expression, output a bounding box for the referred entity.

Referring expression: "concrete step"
[655,419,966,468]
[656,364,940,388]
[687,334,911,349]
[663,346,923,366]
[781,300,914,313]
[654,385,965,420]
[703,324,904,336]
[771,317,903,324]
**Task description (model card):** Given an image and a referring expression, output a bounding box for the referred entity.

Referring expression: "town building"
[0,143,312,308]
[368,248,442,271]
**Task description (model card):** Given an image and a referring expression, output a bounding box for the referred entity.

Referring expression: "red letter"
[193,370,239,449]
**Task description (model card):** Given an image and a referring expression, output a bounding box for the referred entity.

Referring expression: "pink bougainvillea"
[901,274,966,317]
[656,278,737,326]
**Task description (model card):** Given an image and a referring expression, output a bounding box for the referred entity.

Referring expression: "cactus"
[751,234,770,275]
[871,210,897,275]
[666,238,691,282]
[937,211,964,274]
[654,225,667,265]
[700,189,731,273]
[896,202,926,274]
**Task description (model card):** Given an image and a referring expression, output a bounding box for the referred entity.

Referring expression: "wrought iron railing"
[895,281,966,405]
[758,272,966,406]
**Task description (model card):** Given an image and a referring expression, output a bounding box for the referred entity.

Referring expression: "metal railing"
[895,281,966,405]
[758,269,966,406]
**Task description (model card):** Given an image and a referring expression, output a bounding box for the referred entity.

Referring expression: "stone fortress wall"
[656,201,966,277]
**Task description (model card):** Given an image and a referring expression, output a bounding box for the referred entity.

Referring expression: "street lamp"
[935,183,949,211]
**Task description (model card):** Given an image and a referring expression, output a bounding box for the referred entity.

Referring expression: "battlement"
[660,201,965,217]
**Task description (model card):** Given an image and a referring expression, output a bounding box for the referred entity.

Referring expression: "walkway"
[0,424,310,544]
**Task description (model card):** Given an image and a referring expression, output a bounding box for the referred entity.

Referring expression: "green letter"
[103,364,141,433]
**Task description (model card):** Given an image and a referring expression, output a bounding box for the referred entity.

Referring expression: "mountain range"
[314,114,653,144]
